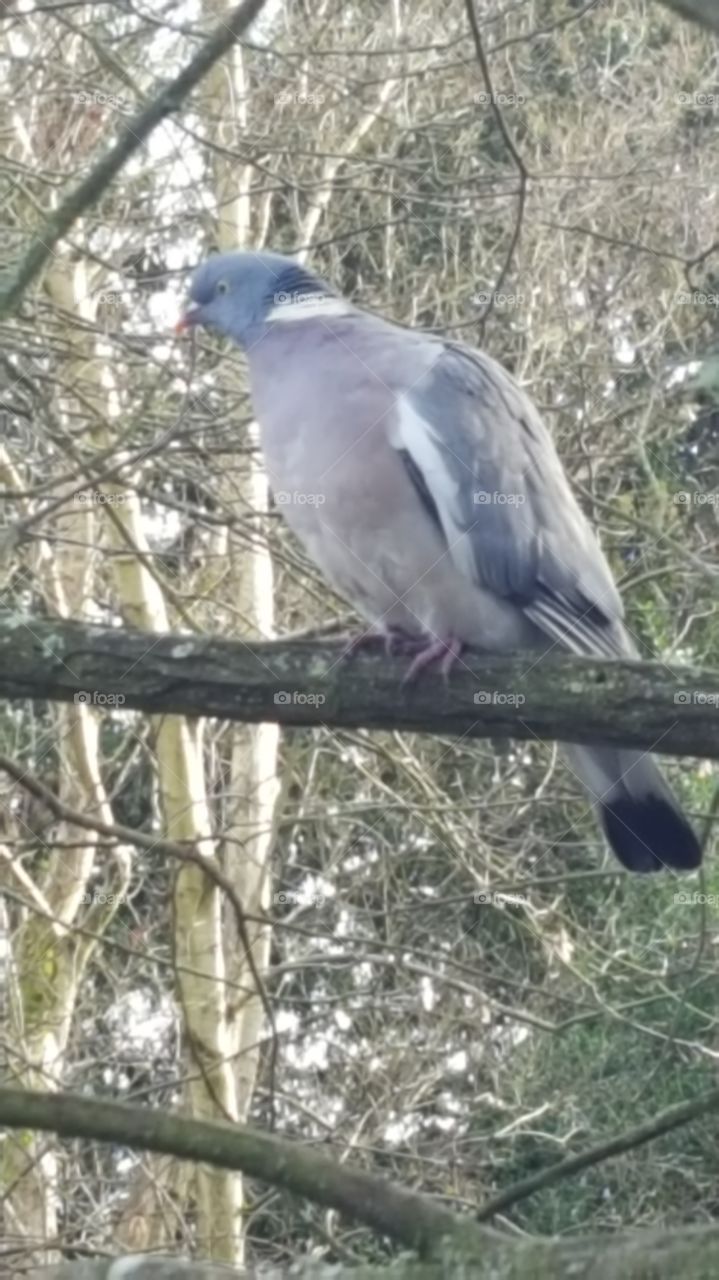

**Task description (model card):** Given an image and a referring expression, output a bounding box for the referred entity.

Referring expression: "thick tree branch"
[0,0,269,318]
[4,1088,719,1280]
[0,1088,486,1259]
[0,612,717,758]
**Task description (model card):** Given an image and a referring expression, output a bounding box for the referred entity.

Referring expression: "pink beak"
[175,302,201,334]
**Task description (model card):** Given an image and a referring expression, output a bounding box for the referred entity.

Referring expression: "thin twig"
[0,0,269,318]
[476,1084,719,1221]
[463,0,529,326]
[0,751,278,1101]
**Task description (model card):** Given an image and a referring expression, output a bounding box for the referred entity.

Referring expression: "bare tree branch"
[0,613,716,758]
[0,750,279,1084]
[0,1088,485,1258]
[4,1087,719,1280]
[476,1083,719,1221]
[463,0,528,323]
[0,0,269,319]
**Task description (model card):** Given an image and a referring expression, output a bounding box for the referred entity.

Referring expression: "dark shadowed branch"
[0,612,717,758]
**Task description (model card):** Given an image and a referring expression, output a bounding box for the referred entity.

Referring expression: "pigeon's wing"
[390,340,627,657]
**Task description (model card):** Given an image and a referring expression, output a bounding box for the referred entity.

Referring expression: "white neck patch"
[266,296,351,323]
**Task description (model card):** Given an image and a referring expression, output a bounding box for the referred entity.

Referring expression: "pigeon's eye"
[216,280,229,296]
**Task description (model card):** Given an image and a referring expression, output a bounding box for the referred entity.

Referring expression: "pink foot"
[402,634,464,684]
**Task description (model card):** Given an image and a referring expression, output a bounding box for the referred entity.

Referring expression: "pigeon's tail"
[563,745,701,873]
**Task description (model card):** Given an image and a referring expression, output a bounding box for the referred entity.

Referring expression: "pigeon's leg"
[402,634,464,684]
[383,627,426,658]
[337,626,388,661]
[339,625,424,661]
[438,635,465,678]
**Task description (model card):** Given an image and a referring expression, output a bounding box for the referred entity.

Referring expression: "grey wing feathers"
[396,341,628,658]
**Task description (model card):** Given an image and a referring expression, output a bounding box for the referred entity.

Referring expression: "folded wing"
[391,341,628,658]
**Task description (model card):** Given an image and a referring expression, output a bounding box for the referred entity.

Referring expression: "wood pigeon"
[178,250,701,874]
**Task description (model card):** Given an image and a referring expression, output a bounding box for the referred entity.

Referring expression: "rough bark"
[4,1086,719,1280]
[0,613,716,758]
[0,1088,479,1258]
[4,1084,719,1279]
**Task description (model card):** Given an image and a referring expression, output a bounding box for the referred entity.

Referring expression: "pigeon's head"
[177,250,337,348]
